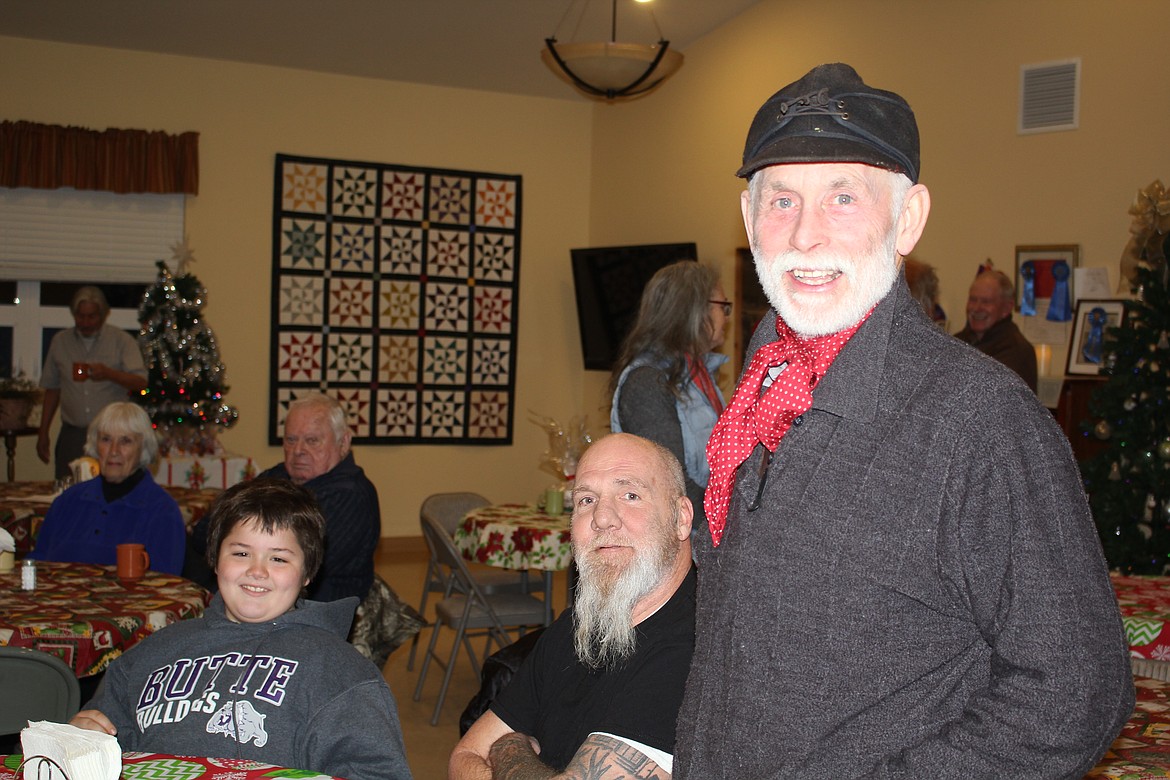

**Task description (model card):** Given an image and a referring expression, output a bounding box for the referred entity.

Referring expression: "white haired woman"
[29,402,185,574]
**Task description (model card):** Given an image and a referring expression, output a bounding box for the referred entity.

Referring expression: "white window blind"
[0,187,185,282]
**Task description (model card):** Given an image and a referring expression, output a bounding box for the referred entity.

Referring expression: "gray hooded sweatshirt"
[87,593,412,780]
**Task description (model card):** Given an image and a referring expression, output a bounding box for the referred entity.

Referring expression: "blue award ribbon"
[1019,261,1036,316]
[1046,260,1072,321]
[1081,306,1108,364]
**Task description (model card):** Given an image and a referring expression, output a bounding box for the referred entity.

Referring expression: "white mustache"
[765,250,853,274]
[576,535,635,557]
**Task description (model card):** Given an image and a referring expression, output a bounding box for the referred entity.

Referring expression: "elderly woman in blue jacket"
[30,401,185,574]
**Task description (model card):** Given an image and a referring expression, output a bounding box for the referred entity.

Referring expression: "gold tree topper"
[1120,180,1170,289]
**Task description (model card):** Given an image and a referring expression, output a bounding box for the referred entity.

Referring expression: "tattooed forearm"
[490,731,670,780]
[563,734,670,780]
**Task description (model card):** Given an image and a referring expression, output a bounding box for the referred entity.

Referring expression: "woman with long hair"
[608,261,729,529]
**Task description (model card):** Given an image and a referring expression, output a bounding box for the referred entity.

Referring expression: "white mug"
[70,456,100,483]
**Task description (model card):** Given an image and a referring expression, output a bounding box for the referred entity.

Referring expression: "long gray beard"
[572,538,675,669]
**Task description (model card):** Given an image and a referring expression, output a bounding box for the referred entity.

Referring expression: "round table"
[453,503,572,572]
[454,503,573,625]
[0,561,211,677]
[2,753,340,780]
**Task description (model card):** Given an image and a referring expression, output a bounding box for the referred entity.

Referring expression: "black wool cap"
[737,63,920,183]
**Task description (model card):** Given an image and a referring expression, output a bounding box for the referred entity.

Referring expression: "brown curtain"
[0,120,199,195]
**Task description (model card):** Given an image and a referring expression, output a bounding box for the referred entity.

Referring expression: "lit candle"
[1034,344,1053,376]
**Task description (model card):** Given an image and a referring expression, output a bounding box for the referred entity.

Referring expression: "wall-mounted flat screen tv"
[570,242,698,371]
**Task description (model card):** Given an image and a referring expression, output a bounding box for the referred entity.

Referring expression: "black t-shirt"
[491,566,697,771]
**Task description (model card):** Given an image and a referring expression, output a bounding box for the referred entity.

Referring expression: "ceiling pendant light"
[541,0,685,103]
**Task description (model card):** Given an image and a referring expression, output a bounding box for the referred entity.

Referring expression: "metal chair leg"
[430,619,469,726]
[406,560,439,671]
[412,619,444,702]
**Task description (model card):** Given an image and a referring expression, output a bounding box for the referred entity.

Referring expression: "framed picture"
[734,248,771,377]
[1066,299,1126,375]
[1014,244,1079,314]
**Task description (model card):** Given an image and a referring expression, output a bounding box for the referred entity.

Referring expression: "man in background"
[902,254,946,328]
[450,433,696,779]
[674,62,1131,778]
[37,286,147,478]
[191,392,379,603]
[955,268,1038,391]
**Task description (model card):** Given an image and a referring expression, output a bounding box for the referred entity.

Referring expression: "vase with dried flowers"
[0,373,41,431]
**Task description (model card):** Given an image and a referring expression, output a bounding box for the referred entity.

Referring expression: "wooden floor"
[375,540,569,780]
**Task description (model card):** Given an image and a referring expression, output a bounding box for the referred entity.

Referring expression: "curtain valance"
[0,120,198,195]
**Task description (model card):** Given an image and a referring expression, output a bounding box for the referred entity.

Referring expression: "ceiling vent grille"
[1019,58,1080,134]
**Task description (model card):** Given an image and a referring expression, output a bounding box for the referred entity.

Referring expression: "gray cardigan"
[674,280,1133,779]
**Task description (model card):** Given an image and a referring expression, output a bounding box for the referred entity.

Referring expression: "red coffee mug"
[72,362,89,381]
[116,543,150,580]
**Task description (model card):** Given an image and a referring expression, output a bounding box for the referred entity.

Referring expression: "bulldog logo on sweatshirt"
[206,700,269,747]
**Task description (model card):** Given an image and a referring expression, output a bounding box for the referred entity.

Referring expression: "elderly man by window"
[37,286,148,478]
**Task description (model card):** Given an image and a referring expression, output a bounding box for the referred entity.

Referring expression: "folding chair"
[406,492,544,670]
[412,515,546,725]
[0,647,81,738]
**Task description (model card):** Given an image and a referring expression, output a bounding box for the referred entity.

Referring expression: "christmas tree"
[1081,180,1170,574]
[137,240,239,455]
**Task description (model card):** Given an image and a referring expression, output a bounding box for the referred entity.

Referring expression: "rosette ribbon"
[1046,260,1072,321]
[1081,306,1108,365]
[1019,261,1036,316]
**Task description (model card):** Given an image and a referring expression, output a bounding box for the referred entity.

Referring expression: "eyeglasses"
[709,299,732,317]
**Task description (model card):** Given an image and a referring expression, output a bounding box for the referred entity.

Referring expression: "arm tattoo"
[489,732,670,780]
[565,734,670,779]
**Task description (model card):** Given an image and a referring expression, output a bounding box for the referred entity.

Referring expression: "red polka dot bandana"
[704,313,868,547]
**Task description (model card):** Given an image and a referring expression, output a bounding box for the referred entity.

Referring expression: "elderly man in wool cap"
[672,63,1132,778]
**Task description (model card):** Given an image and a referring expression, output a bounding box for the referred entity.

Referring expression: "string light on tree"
[136,238,239,455]
[1082,179,1170,573]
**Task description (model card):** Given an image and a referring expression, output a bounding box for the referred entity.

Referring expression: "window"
[0,187,183,377]
[0,281,146,380]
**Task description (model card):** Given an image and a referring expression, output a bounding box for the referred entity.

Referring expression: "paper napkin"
[19,720,121,780]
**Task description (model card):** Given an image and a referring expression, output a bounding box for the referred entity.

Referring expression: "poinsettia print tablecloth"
[454,503,571,572]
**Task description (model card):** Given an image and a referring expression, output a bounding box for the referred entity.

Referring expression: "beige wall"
[5,0,1170,535]
[1,36,595,537]
[586,0,1170,404]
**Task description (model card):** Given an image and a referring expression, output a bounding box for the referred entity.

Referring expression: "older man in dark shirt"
[954,269,1038,392]
[191,392,379,602]
[451,433,696,779]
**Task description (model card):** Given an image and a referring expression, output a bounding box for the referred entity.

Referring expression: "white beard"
[752,224,900,337]
[571,524,678,669]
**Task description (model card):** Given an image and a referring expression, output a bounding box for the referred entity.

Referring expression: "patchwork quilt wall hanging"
[270,154,521,445]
